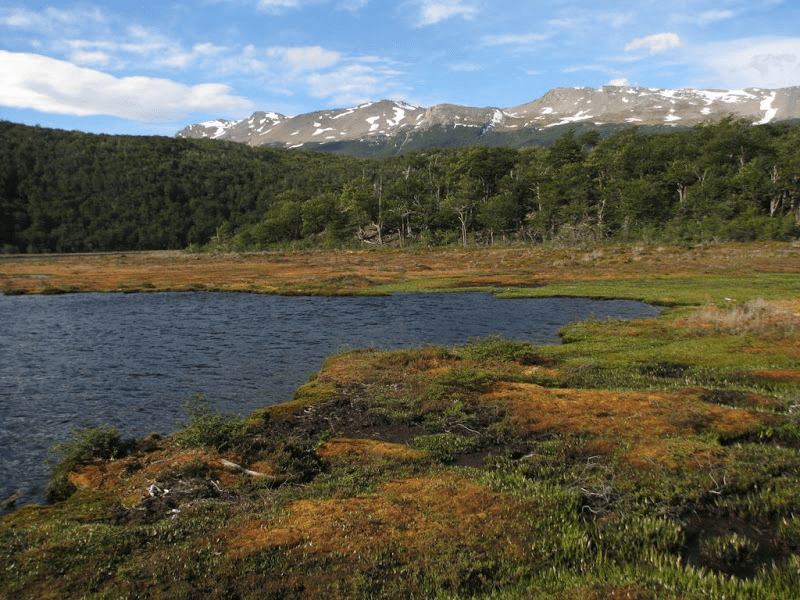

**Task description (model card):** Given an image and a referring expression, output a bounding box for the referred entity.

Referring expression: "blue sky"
[1,0,799,136]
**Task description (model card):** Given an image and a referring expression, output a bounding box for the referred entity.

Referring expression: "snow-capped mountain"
[176,86,800,149]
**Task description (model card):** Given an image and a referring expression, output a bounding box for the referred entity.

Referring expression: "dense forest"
[1,117,799,253]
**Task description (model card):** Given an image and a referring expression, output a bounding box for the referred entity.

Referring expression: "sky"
[1,0,799,136]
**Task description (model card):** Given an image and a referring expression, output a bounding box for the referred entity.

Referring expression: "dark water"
[0,292,661,510]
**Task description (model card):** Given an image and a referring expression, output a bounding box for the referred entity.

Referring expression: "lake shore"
[1,241,799,599]
[2,241,799,302]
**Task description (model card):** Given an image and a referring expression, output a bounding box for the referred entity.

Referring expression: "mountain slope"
[176,85,800,152]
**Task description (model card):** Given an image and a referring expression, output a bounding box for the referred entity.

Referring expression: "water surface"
[0,292,661,510]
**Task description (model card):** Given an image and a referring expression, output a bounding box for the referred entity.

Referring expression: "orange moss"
[317,438,426,464]
[738,339,800,358]
[751,368,800,382]
[228,473,525,562]
[67,464,124,490]
[486,383,763,467]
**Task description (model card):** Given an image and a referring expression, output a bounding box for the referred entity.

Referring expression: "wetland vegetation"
[1,242,798,598]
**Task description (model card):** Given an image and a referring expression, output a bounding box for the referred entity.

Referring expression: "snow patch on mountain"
[756,92,778,125]
[197,119,236,138]
[176,86,800,148]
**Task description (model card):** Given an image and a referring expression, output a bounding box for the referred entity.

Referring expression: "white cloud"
[696,37,800,89]
[696,10,735,24]
[1,6,240,77]
[563,64,609,74]
[306,62,405,106]
[625,32,683,55]
[266,46,341,72]
[480,33,549,48]
[414,1,478,26]
[0,6,107,32]
[606,78,631,87]
[155,43,230,69]
[257,0,302,12]
[0,51,253,121]
[336,0,369,10]
[194,43,228,57]
[602,12,635,29]
[673,10,736,26]
[70,50,112,67]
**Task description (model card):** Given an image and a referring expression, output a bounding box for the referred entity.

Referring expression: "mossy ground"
[2,242,799,302]
[1,242,799,599]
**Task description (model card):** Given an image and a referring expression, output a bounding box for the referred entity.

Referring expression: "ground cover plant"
[0,242,798,599]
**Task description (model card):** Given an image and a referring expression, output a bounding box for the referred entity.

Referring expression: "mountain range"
[176,85,800,155]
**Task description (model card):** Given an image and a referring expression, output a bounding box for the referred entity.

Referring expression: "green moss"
[268,380,339,419]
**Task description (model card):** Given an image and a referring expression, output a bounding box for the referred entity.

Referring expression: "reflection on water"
[0,291,660,510]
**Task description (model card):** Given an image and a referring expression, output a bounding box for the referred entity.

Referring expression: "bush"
[46,425,134,503]
[459,335,545,364]
[173,395,246,452]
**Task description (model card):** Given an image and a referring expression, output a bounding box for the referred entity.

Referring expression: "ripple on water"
[0,292,660,511]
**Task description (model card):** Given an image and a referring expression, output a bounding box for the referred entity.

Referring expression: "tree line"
[1,117,798,254]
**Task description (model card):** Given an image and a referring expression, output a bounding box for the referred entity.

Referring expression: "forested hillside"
[1,118,798,253]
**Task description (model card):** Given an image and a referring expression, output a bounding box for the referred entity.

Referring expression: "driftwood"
[220,459,270,478]
[1,491,23,510]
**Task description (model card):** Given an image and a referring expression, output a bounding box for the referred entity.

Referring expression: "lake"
[0,291,661,510]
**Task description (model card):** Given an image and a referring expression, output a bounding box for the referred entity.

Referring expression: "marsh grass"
[684,297,798,336]
[410,433,481,462]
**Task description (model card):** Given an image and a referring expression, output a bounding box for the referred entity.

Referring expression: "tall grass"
[684,298,797,336]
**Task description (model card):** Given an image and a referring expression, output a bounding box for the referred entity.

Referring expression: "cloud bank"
[696,37,800,90]
[0,51,253,121]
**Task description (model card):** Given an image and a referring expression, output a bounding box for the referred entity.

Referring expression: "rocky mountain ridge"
[176,86,800,150]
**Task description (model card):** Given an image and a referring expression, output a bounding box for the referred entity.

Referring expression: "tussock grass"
[684,297,799,336]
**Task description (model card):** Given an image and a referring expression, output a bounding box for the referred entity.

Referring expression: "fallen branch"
[220,459,271,478]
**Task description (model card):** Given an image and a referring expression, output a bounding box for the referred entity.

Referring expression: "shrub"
[173,395,246,453]
[46,425,134,503]
[459,335,545,364]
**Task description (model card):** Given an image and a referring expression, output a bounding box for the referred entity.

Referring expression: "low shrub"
[459,335,547,365]
[173,395,246,453]
[46,425,135,503]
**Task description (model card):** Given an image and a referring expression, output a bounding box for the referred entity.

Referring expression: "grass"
[0,242,798,599]
[1,242,798,300]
